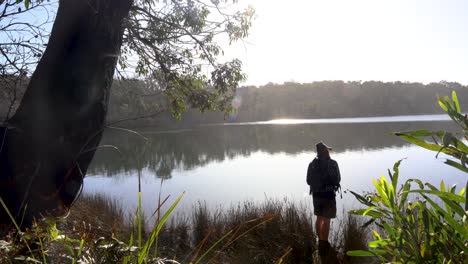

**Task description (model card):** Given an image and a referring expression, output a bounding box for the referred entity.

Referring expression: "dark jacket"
[306,157,341,194]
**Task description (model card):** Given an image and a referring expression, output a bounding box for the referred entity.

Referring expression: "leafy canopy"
[13,0,255,118]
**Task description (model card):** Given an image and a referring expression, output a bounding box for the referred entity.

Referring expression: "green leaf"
[372,230,382,240]
[349,208,367,216]
[194,229,234,264]
[452,91,461,113]
[77,238,85,260]
[444,159,468,173]
[138,192,185,264]
[396,133,458,156]
[373,177,390,207]
[437,95,449,112]
[440,196,465,217]
[453,138,468,153]
[349,190,375,207]
[420,194,467,237]
[25,0,30,9]
[409,189,465,204]
[465,181,468,211]
[391,159,403,192]
[450,184,457,194]
[362,218,376,228]
[362,208,385,218]
[394,130,435,137]
[399,180,412,211]
[440,180,446,192]
[368,239,389,248]
[444,95,454,110]
[346,249,386,257]
[382,222,396,237]
[409,178,425,189]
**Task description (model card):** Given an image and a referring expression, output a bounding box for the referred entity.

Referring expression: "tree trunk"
[0,0,132,229]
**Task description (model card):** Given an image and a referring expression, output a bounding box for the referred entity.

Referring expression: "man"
[306,142,341,257]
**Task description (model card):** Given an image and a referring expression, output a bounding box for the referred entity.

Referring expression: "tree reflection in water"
[89,120,456,178]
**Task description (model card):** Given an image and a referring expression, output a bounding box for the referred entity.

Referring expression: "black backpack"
[306,158,340,194]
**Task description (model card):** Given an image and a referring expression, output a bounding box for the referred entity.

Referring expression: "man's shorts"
[312,192,336,219]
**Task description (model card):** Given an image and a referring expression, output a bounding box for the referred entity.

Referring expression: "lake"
[83,115,466,220]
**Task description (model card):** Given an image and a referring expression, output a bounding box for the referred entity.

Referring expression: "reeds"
[65,193,127,238]
[0,193,370,263]
[66,195,369,263]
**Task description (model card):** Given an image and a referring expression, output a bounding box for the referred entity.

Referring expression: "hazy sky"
[222,0,468,86]
[6,0,468,86]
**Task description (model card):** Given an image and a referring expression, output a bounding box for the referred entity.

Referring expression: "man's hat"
[316,142,332,151]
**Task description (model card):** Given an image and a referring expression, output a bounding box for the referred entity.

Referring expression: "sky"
[4,0,468,86]
[221,0,468,86]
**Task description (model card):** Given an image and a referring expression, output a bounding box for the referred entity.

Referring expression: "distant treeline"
[107,80,467,128]
[2,79,466,127]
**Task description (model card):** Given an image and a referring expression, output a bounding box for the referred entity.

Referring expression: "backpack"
[306,158,341,194]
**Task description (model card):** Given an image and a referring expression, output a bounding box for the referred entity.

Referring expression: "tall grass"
[69,195,368,263]
[64,193,127,238]
[332,212,374,264]
[185,199,316,263]
[1,193,370,263]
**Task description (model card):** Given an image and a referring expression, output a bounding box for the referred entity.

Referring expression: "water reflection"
[89,120,456,178]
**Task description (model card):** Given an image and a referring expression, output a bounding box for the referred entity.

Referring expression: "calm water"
[84,115,466,219]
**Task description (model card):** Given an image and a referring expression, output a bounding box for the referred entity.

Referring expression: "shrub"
[348,91,468,263]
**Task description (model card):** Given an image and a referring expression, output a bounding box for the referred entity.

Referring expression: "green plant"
[348,91,468,263]
[396,91,468,175]
[0,191,185,263]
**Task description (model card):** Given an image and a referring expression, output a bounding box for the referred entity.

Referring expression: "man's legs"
[313,195,337,261]
[315,215,331,241]
[316,215,332,258]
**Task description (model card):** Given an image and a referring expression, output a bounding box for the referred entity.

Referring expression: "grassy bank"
[0,193,371,263]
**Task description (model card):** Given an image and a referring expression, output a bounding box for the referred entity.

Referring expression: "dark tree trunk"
[0,0,132,229]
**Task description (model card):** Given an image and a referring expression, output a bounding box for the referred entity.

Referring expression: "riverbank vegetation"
[0,194,369,263]
[1,94,466,263]
[2,79,468,128]
[103,80,468,127]
[1,1,466,263]
[2,93,465,263]
[349,92,468,263]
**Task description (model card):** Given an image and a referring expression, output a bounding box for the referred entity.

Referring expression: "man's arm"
[306,162,312,185]
[336,161,341,184]
[330,160,341,186]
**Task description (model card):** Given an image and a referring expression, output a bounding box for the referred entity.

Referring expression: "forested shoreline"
[2,79,466,128]
[106,80,467,128]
